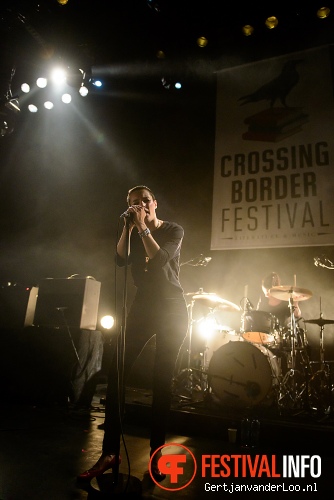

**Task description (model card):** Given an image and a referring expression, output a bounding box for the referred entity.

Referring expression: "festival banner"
[211,45,334,250]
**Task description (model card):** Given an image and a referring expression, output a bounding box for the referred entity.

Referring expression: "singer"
[78,185,188,482]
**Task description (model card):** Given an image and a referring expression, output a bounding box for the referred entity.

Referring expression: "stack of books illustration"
[242,107,309,142]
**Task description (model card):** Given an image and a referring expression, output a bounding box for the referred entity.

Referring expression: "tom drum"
[242,310,280,348]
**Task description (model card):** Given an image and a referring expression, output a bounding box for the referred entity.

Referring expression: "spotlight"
[161,77,171,90]
[44,101,54,110]
[242,25,254,36]
[317,6,330,19]
[50,68,66,85]
[265,16,279,29]
[21,83,30,93]
[28,104,38,113]
[36,77,47,88]
[61,93,72,103]
[197,36,208,48]
[79,84,89,97]
[91,79,102,88]
[100,315,115,330]
[147,0,161,13]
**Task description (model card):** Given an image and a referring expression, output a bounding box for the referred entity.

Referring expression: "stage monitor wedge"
[34,278,101,330]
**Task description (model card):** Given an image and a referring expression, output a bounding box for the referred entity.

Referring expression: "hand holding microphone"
[120,205,146,226]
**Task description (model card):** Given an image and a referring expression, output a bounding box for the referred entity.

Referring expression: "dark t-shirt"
[257,295,292,327]
[116,221,184,298]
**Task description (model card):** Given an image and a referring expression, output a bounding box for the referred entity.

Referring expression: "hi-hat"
[269,285,312,301]
[304,317,334,326]
[184,291,240,311]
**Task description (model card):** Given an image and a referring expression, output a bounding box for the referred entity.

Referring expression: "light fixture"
[21,83,30,93]
[50,68,67,85]
[197,36,208,48]
[36,77,47,88]
[265,16,279,29]
[317,6,330,19]
[28,104,38,113]
[242,25,254,36]
[61,93,72,103]
[79,84,88,97]
[161,77,171,90]
[44,101,54,110]
[156,50,166,59]
[100,315,115,330]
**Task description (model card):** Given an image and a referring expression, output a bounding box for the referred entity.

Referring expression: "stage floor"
[0,382,333,499]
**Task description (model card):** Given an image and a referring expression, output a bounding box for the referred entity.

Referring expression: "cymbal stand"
[173,299,208,404]
[278,296,308,412]
[173,300,200,398]
[309,313,334,417]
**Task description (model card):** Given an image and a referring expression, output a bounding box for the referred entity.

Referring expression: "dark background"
[1,1,334,359]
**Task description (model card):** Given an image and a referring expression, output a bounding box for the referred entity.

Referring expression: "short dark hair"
[262,272,280,290]
[127,185,156,204]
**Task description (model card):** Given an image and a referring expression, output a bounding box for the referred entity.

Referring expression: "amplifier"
[33,278,101,330]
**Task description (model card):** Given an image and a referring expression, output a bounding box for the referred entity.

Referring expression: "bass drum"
[208,341,281,408]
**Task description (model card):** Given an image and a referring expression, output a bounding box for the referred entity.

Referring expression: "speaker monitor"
[33,278,101,330]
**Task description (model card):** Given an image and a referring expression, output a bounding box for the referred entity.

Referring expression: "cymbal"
[304,318,334,326]
[269,285,312,302]
[184,291,240,311]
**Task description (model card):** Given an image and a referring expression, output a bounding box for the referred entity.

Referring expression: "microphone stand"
[109,218,141,496]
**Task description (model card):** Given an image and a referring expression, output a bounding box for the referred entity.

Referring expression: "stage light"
[50,68,67,85]
[21,83,30,93]
[28,104,38,113]
[36,77,47,88]
[197,36,208,48]
[61,93,72,103]
[79,84,88,97]
[57,0,69,5]
[242,25,254,36]
[161,77,171,90]
[92,79,102,87]
[100,315,115,330]
[317,6,330,19]
[44,101,54,110]
[265,16,279,29]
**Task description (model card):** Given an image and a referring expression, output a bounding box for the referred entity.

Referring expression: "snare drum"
[208,340,281,408]
[241,310,280,348]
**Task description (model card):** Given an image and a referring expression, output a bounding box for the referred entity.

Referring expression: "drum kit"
[174,285,334,417]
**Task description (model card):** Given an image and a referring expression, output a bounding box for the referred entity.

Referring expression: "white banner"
[211,45,334,250]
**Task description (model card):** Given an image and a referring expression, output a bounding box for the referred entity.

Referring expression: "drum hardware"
[174,289,240,402]
[268,285,313,302]
[304,309,334,416]
[272,286,312,413]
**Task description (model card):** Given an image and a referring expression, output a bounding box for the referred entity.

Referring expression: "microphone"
[314,256,334,268]
[198,256,212,266]
[120,210,132,219]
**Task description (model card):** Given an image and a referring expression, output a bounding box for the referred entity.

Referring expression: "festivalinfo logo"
[149,444,321,492]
